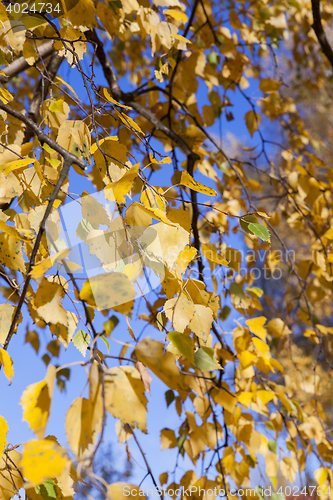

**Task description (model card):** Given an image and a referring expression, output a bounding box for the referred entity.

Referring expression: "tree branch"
[0,41,55,83]
[23,52,64,143]
[0,102,86,170]
[3,158,72,351]
[85,29,203,273]
[85,29,198,159]
[311,0,333,71]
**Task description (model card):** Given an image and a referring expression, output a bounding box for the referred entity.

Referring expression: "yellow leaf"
[22,439,69,486]
[164,293,195,332]
[80,272,136,312]
[56,120,91,163]
[0,416,8,457]
[314,467,328,486]
[257,390,275,405]
[160,428,177,449]
[105,366,147,432]
[0,449,24,500]
[267,318,291,338]
[144,221,190,269]
[164,8,188,22]
[202,243,229,266]
[134,204,175,226]
[123,262,142,282]
[0,233,26,273]
[81,191,110,226]
[34,279,68,327]
[259,78,281,93]
[108,483,145,500]
[238,350,256,369]
[136,337,189,398]
[246,316,267,341]
[89,136,118,154]
[54,27,87,64]
[171,33,192,44]
[0,347,14,383]
[140,186,166,211]
[0,304,15,347]
[212,386,237,413]
[175,246,197,274]
[30,249,71,279]
[189,305,213,343]
[115,109,144,136]
[0,158,35,175]
[126,316,137,342]
[105,163,140,204]
[252,337,269,353]
[148,153,172,165]
[167,207,192,232]
[103,88,132,109]
[245,110,260,137]
[20,366,56,438]
[280,456,298,483]
[66,397,99,458]
[55,76,79,100]
[0,86,13,104]
[238,392,253,408]
[160,473,168,486]
[115,421,132,443]
[266,453,278,478]
[180,171,217,197]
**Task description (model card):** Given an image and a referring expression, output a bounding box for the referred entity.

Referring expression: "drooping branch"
[85,30,198,159]
[0,102,86,170]
[23,52,64,143]
[0,40,55,83]
[0,101,86,351]
[3,158,72,351]
[85,29,203,273]
[311,0,333,71]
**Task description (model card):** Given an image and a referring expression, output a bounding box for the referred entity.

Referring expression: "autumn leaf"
[22,439,69,486]
[0,416,8,458]
[104,366,148,433]
[179,171,217,197]
[245,110,260,136]
[20,366,56,438]
[80,272,136,312]
[0,348,14,383]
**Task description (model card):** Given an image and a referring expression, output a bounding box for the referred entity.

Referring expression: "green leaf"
[219,305,231,321]
[156,311,164,331]
[168,331,194,362]
[246,286,264,297]
[207,51,219,66]
[177,433,186,452]
[100,335,110,352]
[165,389,175,407]
[103,315,119,336]
[248,222,270,242]
[35,479,57,500]
[230,282,245,299]
[240,214,258,234]
[193,347,221,371]
[73,330,90,357]
[268,440,277,453]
